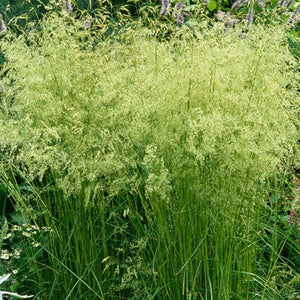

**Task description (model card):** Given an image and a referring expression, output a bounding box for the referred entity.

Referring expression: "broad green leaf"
[290,29,297,38]
[208,0,217,11]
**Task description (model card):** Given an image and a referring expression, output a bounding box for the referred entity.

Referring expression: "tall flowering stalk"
[160,0,170,16]
[63,0,73,14]
[278,0,294,7]
[173,1,185,26]
[231,0,248,14]
[288,3,300,28]
[157,0,300,30]
[0,15,6,33]
[245,0,255,27]
[256,0,265,8]
[245,10,254,27]
[159,0,185,26]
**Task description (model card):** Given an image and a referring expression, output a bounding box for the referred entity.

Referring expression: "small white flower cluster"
[3,233,12,239]
[9,223,53,236]
[12,225,22,232]
[31,242,40,248]
[41,226,54,233]
[0,221,53,287]
[0,248,22,260]
[13,249,21,259]
[0,249,10,260]
[1,222,53,266]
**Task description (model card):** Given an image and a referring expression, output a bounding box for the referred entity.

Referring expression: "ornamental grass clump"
[0,14,299,298]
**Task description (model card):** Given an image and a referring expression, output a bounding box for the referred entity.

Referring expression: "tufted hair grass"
[0,14,300,299]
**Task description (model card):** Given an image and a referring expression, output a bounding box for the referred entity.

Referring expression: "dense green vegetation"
[0,1,300,299]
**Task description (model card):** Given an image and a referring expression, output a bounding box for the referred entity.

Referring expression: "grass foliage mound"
[0,15,300,299]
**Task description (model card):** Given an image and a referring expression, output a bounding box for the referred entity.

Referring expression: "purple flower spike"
[256,0,265,9]
[288,3,300,27]
[160,0,170,16]
[279,0,294,7]
[84,21,91,28]
[64,0,73,14]
[245,10,253,27]
[0,15,6,32]
[174,1,184,26]
[288,0,295,8]
[231,0,247,13]
[84,18,94,29]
